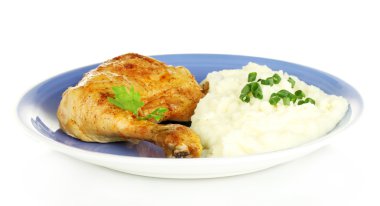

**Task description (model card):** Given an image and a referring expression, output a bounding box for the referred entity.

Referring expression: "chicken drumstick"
[57,53,204,157]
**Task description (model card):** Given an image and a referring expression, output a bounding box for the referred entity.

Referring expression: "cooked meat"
[57,53,204,157]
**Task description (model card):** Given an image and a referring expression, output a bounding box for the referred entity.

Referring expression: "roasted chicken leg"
[57,53,204,157]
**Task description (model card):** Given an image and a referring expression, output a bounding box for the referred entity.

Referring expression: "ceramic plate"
[17,54,363,178]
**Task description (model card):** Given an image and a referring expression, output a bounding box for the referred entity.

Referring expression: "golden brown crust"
[57,53,203,157]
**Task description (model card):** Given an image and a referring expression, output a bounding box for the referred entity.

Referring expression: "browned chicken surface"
[57,53,204,157]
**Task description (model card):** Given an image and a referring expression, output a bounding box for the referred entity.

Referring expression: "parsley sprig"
[137,108,168,121]
[107,86,168,121]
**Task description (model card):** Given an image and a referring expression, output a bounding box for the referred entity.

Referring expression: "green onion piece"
[241,84,251,96]
[269,94,281,105]
[286,93,297,103]
[290,94,297,103]
[305,97,316,105]
[240,84,251,103]
[297,100,305,105]
[240,94,250,103]
[267,77,274,86]
[273,74,281,84]
[249,82,259,91]
[288,77,296,88]
[261,77,275,86]
[260,79,268,85]
[270,93,278,98]
[283,97,291,105]
[295,90,305,99]
[250,82,263,99]
[277,89,292,98]
[248,72,257,82]
[255,91,263,99]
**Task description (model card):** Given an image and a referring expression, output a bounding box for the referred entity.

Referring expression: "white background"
[1,0,379,205]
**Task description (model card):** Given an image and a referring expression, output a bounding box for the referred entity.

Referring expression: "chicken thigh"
[57,53,204,157]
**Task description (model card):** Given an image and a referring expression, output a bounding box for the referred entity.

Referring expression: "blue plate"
[16,54,363,178]
[17,54,363,157]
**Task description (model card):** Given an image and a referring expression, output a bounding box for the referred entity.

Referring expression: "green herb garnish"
[283,97,291,106]
[239,84,251,102]
[239,94,250,103]
[107,86,144,116]
[240,71,314,106]
[241,84,251,96]
[273,74,281,84]
[288,77,295,88]
[108,86,167,121]
[260,73,281,86]
[138,107,169,121]
[305,97,316,105]
[248,72,257,82]
[269,93,281,105]
[270,90,294,106]
[295,90,305,99]
[297,97,316,105]
[250,82,263,99]
[260,77,273,86]
[277,89,293,98]
[297,100,305,105]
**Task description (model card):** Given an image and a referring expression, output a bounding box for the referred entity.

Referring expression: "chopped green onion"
[261,77,274,86]
[305,97,316,105]
[241,84,251,96]
[288,77,296,88]
[269,93,281,105]
[277,89,292,98]
[270,93,278,98]
[239,84,252,103]
[255,91,263,99]
[250,82,263,99]
[273,74,281,84]
[297,100,305,105]
[260,74,281,86]
[260,79,268,85]
[239,94,250,103]
[249,82,259,91]
[240,71,314,106]
[283,97,291,105]
[295,90,305,99]
[268,77,274,86]
[297,97,316,105]
[248,72,257,82]
[290,94,297,103]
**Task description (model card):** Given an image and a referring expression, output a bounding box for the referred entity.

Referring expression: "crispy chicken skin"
[57,53,204,158]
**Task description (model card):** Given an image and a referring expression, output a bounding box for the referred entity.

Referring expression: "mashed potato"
[191,63,348,157]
